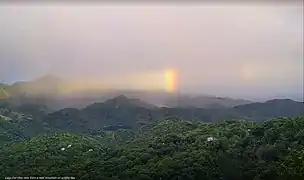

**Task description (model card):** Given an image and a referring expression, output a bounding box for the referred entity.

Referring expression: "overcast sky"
[0,2,303,100]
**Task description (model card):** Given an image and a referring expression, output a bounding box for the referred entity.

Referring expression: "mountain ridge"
[39,96,304,134]
[0,75,253,109]
[2,75,303,111]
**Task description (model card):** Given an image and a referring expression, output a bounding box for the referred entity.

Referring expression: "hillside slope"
[164,95,252,108]
[233,99,304,121]
[1,96,303,147]
[29,97,304,135]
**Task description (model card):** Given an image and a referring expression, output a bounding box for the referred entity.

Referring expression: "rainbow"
[165,69,178,93]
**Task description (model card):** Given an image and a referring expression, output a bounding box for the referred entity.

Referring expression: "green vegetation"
[0,114,11,121]
[43,97,304,134]
[0,95,303,179]
[1,117,304,179]
[0,107,49,147]
[0,96,303,146]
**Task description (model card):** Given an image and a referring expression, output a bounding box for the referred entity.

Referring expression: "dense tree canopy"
[1,117,303,179]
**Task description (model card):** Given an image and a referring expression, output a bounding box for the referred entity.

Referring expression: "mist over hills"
[1,75,254,110]
[1,75,303,142]
[0,3,303,179]
[1,94,303,136]
[1,77,304,179]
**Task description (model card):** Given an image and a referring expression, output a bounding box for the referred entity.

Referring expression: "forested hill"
[231,99,304,120]
[41,97,304,131]
[0,96,303,144]
[1,117,304,179]
[0,94,304,179]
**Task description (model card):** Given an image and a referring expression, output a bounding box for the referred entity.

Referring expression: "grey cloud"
[0,4,302,100]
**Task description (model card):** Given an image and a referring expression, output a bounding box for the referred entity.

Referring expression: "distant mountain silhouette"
[0,76,255,110]
[233,99,304,120]
[39,95,304,133]
[2,75,302,112]
[3,75,65,98]
[164,95,252,108]
[32,74,64,84]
